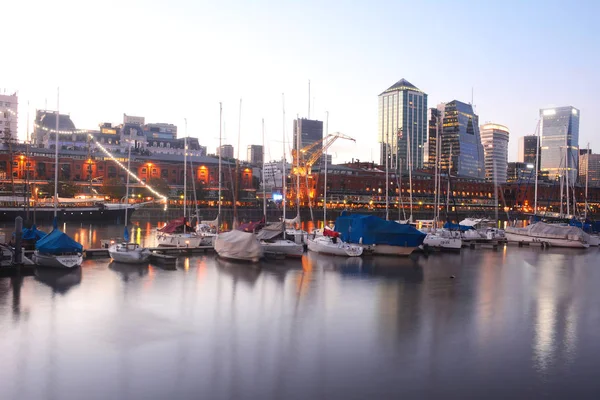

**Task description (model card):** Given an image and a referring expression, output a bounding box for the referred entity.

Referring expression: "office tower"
[518,135,539,164]
[438,100,485,179]
[293,118,323,165]
[579,151,600,187]
[480,123,509,183]
[247,144,263,165]
[0,92,18,143]
[540,106,580,182]
[425,108,440,169]
[217,144,234,159]
[378,79,428,170]
[507,162,536,182]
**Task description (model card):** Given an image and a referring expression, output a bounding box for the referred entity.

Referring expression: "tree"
[143,178,170,199]
[101,178,127,200]
[38,181,79,198]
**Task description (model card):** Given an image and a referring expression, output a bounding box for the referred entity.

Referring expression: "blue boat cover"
[443,222,474,232]
[35,229,83,254]
[22,224,47,241]
[569,218,592,232]
[335,213,425,247]
[123,226,130,242]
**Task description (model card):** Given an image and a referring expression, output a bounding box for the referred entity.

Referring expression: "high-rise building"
[579,151,600,187]
[540,106,580,182]
[438,100,485,179]
[0,92,18,142]
[217,144,234,159]
[378,79,428,170]
[293,118,323,165]
[518,135,539,164]
[123,114,145,126]
[425,108,440,169]
[480,123,509,183]
[247,144,263,165]
[507,162,536,182]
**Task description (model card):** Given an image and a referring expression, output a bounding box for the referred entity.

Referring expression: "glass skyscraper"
[438,100,485,179]
[378,79,427,171]
[480,123,509,184]
[540,106,580,182]
[293,118,323,165]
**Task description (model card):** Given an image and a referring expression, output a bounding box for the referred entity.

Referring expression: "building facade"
[518,135,539,164]
[123,114,145,126]
[217,144,234,159]
[425,108,440,169]
[480,123,509,183]
[540,106,580,182]
[247,145,263,165]
[378,79,428,171]
[438,100,485,179]
[263,160,291,189]
[579,152,600,187]
[507,162,535,183]
[293,118,323,165]
[0,92,18,143]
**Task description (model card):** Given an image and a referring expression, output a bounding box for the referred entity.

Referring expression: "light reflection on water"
[0,225,600,398]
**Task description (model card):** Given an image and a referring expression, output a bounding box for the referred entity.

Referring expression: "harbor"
[1,220,599,399]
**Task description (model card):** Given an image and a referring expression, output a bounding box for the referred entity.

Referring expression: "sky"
[3,0,600,164]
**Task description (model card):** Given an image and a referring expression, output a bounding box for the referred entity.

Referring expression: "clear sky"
[3,0,599,164]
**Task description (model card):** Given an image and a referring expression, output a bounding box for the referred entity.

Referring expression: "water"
[1,224,600,399]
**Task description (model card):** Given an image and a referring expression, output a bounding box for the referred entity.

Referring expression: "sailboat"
[258,119,304,258]
[33,90,84,269]
[109,142,151,263]
[157,125,205,247]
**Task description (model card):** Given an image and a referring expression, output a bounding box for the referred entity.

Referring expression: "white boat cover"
[201,215,219,227]
[508,222,585,241]
[256,222,284,240]
[214,230,263,260]
[284,214,300,226]
[458,218,485,227]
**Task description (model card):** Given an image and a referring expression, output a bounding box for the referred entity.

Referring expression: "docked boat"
[257,222,304,258]
[109,227,151,264]
[422,232,462,251]
[335,213,426,256]
[156,217,205,247]
[505,222,589,248]
[32,227,84,268]
[214,229,263,262]
[195,216,219,246]
[307,229,363,257]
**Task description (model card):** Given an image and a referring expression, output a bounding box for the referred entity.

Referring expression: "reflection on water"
[0,244,600,398]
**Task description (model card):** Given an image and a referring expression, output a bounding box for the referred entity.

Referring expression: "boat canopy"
[256,222,284,240]
[215,230,263,260]
[158,217,194,234]
[525,222,585,241]
[335,213,426,247]
[35,229,83,254]
[237,217,265,233]
[443,222,474,231]
[458,218,488,227]
[22,225,47,241]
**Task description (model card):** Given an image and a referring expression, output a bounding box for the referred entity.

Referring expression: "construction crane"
[292,131,356,177]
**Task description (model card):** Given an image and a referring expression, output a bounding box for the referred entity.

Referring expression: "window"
[76,164,81,170]
[142,168,147,174]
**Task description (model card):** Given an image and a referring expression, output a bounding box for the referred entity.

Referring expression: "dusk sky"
[3,0,599,164]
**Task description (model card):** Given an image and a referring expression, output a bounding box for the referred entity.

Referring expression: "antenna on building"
[471,87,476,112]
[308,80,311,119]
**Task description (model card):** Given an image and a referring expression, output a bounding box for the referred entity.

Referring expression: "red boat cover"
[323,228,340,238]
[237,217,266,233]
[158,217,194,234]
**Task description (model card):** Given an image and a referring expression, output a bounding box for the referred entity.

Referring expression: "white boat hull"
[423,233,462,251]
[157,233,206,247]
[32,251,83,268]
[504,231,589,248]
[307,236,363,257]
[214,230,263,262]
[261,239,304,258]
[365,243,419,256]
[108,244,151,264]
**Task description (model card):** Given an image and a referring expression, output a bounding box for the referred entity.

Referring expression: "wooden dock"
[84,246,214,259]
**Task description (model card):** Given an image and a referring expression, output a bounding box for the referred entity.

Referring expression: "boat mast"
[183,118,187,233]
[385,130,389,221]
[324,111,328,227]
[262,118,266,220]
[282,94,287,224]
[54,87,59,218]
[408,126,413,222]
[218,102,222,233]
[124,136,131,228]
[296,117,301,220]
[533,120,540,217]
[446,144,452,217]
[565,133,570,217]
[433,112,440,229]
[585,142,589,220]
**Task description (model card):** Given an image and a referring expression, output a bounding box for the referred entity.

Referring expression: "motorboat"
[32,227,83,268]
[214,229,263,262]
[109,243,151,264]
[194,216,219,246]
[335,213,426,256]
[156,217,204,247]
[257,222,304,258]
[505,222,589,248]
[307,235,363,257]
[422,232,462,251]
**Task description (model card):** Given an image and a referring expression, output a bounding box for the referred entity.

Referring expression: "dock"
[84,246,214,259]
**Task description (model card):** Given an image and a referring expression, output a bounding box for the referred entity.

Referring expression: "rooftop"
[380,78,424,95]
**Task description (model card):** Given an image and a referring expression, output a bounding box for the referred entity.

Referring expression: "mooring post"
[14,216,23,265]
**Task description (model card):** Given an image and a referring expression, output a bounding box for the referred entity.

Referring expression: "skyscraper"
[438,100,485,179]
[293,118,323,165]
[480,123,510,183]
[378,79,428,171]
[540,106,580,182]
[217,144,234,159]
[247,144,263,165]
[518,135,539,164]
[0,92,18,142]
[425,108,441,169]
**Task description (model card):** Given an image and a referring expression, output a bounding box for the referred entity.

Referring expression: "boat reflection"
[34,267,82,294]
[215,257,262,287]
[108,261,149,282]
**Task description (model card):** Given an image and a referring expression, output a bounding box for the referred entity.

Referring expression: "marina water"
[0,222,599,399]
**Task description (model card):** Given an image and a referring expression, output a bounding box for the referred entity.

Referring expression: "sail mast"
[585,143,589,220]
[324,111,328,226]
[282,94,287,223]
[183,118,187,233]
[218,103,222,232]
[54,87,59,218]
[262,118,266,220]
[533,120,540,218]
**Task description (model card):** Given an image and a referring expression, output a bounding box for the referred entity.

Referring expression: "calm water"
[1,224,600,399]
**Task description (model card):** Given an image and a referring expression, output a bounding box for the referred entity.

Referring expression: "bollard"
[14,216,23,265]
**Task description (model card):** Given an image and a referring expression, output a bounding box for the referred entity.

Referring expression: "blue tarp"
[569,218,592,232]
[443,222,474,232]
[35,229,83,254]
[335,213,426,247]
[22,225,47,241]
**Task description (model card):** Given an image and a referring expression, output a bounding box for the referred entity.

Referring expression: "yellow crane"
[292,132,356,177]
